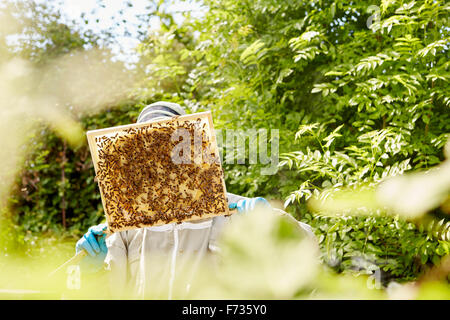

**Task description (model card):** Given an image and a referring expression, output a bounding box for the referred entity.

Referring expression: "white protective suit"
[104,192,315,299]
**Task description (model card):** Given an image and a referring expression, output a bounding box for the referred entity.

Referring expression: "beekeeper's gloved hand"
[75,223,108,273]
[228,197,271,214]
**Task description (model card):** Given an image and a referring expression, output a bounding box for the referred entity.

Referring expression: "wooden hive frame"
[86,111,230,233]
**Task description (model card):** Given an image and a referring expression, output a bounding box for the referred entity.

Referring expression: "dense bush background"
[2,0,449,284]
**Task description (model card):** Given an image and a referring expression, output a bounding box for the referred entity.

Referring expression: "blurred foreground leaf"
[309,139,450,220]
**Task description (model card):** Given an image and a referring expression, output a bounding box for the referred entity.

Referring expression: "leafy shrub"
[303,213,450,284]
[132,0,450,282]
[4,0,450,284]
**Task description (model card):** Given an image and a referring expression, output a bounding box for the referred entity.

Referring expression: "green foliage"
[132,0,450,282]
[3,0,450,286]
[303,212,450,283]
[280,123,412,207]
[135,0,449,194]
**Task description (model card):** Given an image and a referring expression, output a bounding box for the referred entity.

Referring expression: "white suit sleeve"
[104,231,128,298]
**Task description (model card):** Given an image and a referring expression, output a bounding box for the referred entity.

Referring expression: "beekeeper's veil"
[137,101,186,124]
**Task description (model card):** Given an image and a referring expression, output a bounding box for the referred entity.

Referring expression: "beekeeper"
[76,101,315,299]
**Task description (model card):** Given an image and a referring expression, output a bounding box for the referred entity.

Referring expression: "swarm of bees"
[90,113,229,233]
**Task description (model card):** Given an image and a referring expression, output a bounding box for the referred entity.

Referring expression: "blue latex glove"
[75,223,108,273]
[228,197,271,214]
